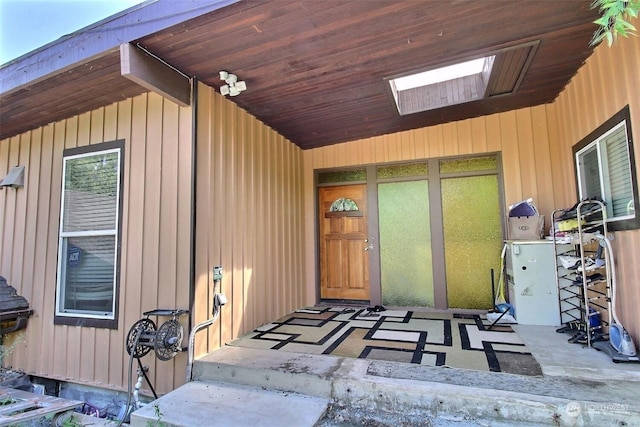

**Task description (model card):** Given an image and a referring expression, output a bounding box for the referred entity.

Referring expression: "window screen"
[574,106,638,230]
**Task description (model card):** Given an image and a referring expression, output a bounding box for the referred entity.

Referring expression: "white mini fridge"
[505,240,560,326]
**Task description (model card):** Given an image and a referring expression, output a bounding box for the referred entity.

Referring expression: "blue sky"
[0,0,144,65]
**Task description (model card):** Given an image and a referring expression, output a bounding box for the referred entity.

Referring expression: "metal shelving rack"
[552,200,610,347]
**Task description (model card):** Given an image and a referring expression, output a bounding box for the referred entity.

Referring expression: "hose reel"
[126,309,188,361]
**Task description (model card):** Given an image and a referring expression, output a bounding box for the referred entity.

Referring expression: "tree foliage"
[65,152,119,197]
[591,0,640,46]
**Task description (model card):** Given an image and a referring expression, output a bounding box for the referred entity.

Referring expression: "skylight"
[388,56,495,115]
[393,58,487,91]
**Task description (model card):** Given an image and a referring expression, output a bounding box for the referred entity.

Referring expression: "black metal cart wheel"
[154,319,183,361]
[126,318,157,358]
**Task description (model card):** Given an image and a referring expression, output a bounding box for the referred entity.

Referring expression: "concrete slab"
[129,381,329,427]
[193,345,341,398]
[514,324,640,381]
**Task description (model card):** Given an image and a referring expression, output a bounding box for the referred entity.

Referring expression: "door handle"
[364,238,373,251]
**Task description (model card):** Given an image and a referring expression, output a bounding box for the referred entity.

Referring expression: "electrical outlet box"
[215,293,228,306]
[213,266,223,281]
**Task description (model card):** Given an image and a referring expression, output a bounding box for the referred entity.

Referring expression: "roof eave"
[0,0,241,97]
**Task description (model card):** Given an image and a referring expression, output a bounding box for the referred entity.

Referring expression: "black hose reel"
[126,309,189,361]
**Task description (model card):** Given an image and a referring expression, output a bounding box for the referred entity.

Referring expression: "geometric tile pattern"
[228,307,543,376]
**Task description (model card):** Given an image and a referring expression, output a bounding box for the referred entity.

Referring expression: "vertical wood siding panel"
[484,114,502,153]
[90,108,105,144]
[544,103,565,209]
[0,138,9,269]
[470,117,487,154]
[233,105,243,336]
[414,128,428,159]
[64,116,78,150]
[427,125,443,158]
[113,98,133,387]
[141,94,164,385]
[103,104,118,142]
[143,94,163,312]
[245,118,257,330]
[221,99,235,346]
[372,134,387,163]
[499,111,521,204]
[210,92,224,349]
[615,232,640,341]
[34,125,54,375]
[155,100,180,393]
[123,94,148,375]
[194,84,211,359]
[257,124,269,325]
[49,121,66,378]
[158,101,179,311]
[172,103,192,388]
[530,105,554,219]
[11,133,29,297]
[1,138,19,276]
[400,130,416,160]
[387,133,401,162]
[76,113,90,147]
[11,130,32,372]
[514,109,537,201]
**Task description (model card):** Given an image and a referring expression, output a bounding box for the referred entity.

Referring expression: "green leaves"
[591,0,640,46]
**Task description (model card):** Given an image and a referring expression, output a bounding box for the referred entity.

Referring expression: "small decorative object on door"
[329,197,359,212]
[507,198,544,240]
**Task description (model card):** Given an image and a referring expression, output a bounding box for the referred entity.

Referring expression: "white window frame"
[55,141,123,327]
[573,106,639,231]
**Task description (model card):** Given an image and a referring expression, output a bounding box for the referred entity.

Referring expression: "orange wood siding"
[0,93,192,395]
[550,36,640,342]
[192,82,305,359]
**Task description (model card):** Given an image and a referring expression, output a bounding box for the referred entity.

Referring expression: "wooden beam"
[120,43,191,107]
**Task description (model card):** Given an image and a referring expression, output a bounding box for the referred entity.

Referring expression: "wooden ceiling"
[0,0,600,149]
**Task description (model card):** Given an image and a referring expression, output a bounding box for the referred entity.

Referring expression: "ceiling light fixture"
[219,70,247,96]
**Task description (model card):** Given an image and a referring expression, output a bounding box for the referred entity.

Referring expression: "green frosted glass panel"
[318,169,366,184]
[377,163,427,179]
[378,180,434,307]
[439,156,497,174]
[442,175,502,309]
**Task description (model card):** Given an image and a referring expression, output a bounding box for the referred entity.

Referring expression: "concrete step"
[133,346,640,427]
[129,381,329,427]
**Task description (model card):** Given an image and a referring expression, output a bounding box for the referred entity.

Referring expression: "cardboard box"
[508,215,544,240]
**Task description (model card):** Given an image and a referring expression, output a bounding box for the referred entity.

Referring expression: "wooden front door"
[318,184,370,301]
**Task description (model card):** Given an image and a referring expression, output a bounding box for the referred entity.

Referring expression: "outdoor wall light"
[0,165,25,189]
[219,70,247,97]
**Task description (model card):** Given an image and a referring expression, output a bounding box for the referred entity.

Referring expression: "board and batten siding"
[192,82,305,359]
[550,35,640,342]
[0,92,193,395]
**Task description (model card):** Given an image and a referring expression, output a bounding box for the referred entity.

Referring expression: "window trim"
[572,105,639,231]
[54,140,124,329]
